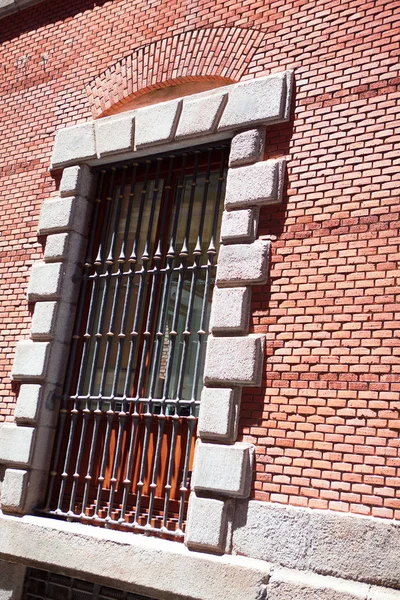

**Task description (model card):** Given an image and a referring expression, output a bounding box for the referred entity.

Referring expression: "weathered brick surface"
[0,0,399,519]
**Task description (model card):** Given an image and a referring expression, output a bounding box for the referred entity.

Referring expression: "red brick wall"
[1,0,399,519]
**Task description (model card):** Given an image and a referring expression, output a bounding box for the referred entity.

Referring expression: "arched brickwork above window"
[86,26,266,118]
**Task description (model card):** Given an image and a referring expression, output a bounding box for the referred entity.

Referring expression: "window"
[43,142,228,539]
[23,568,154,600]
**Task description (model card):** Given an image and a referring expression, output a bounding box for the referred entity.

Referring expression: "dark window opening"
[23,568,154,600]
[42,142,228,540]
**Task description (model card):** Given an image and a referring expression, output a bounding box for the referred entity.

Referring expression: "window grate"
[23,568,155,600]
[42,143,228,539]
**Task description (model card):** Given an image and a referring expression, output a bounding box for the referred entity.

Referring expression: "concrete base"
[233,501,400,590]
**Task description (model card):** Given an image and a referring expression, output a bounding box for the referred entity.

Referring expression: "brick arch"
[85,26,266,118]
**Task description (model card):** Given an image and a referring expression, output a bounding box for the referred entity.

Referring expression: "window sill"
[0,512,270,600]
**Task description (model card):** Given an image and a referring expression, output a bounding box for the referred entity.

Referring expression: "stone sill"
[0,513,271,600]
[0,0,45,19]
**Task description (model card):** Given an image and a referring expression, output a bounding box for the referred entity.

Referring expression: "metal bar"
[44,170,104,511]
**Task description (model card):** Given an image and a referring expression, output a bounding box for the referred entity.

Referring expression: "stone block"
[14,384,42,423]
[96,115,135,157]
[1,469,28,514]
[185,494,232,553]
[11,340,50,380]
[220,208,257,244]
[176,92,227,139]
[225,159,285,210]
[44,232,86,264]
[30,301,57,340]
[369,587,400,600]
[0,515,271,600]
[229,128,266,167]
[232,501,400,590]
[204,334,265,386]
[198,387,241,442]
[192,441,254,498]
[218,72,292,130]
[37,196,91,236]
[51,123,96,168]
[135,99,181,148]
[268,568,369,600]
[27,262,63,301]
[59,165,92,198]
[0,424,35,466]
[0,560,26,600]
[210,286,251,333]
[216,240,271,287]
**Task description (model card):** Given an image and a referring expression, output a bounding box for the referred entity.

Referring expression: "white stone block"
[220,208,257,244]
[30,302,57,340]
[59,165,92,198]
[210,286,250,334]
[11,340,50,380]
[225,159,285,210]
[192,441,254,498]
[204,334,265,386]
[135,99,181,147]
[198,387,241,442]
[51,123,96,168]
[14,384,42,423]
[37,196,91,236]
[186,494,231,553]
[0,424,35,466]
[1,469,28,513]
[176,92,227,139]
[229,128,266,167]
[268,568,370,600]
[27,262,63,301]
[218,71,292,130]
[96,115,135,157]
[369,587,400,600]
[44,232,86,263]
[31,301,76,343]
[216,240,271,286]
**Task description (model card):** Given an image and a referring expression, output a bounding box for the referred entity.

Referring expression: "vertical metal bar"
[45,170,104,511]
[133,159,163,524]
[161,414,179,530]
[122,161,151,398]
[98,165,128,396]
[161,153,188,400]
[177,416,196,531]
[85,168,117,398]
[65,168,116,515]
[111,163,138,399]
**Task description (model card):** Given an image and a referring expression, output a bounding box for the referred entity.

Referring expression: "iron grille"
[23,568,154,600]
[43,143,228,539]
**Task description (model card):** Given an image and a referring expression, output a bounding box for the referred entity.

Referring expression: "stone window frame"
[1,71,293,556]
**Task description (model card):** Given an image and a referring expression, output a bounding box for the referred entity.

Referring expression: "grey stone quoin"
[3,72,293,561]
